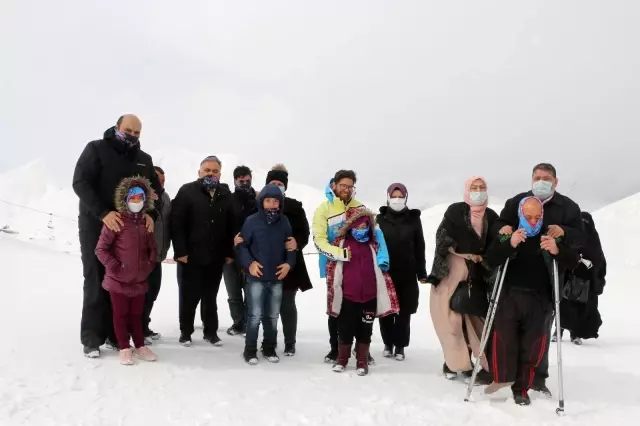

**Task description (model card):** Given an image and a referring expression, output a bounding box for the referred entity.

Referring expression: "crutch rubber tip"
[556,408,565,416]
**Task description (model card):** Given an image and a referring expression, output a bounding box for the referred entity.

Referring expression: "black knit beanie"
[265,165,289,190]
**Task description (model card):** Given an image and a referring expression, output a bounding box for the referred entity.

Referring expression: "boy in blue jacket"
[237,184,297,365]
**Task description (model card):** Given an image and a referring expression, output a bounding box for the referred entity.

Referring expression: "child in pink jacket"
[95,176,157,365]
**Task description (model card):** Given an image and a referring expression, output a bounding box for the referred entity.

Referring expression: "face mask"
[518,215,543,237]
[469,191,488,206]
[115,129,140,147]
[532,180,554,199]
[278,185,286,194]
[127,201,144,213]
[201,175,219,191]
[235,182,254,195]
[388,198,407,212]
[264,208,280,223]
[350,227,370,243]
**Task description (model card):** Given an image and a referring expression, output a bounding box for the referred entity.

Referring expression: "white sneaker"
[332,364,346,373]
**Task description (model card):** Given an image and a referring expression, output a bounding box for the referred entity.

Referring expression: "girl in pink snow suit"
[95,176,158,365]
[326,207,399,376]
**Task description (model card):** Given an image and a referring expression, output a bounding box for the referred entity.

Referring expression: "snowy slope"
[1,192,639,425]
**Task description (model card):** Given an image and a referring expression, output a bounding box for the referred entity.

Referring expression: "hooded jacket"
[236,184,296,281]
[73,126,162,230]
[325,208,399,318]
[95,176,157,297]
[312,178,389,278]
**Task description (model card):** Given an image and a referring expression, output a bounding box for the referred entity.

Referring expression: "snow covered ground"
[1,188,639,425]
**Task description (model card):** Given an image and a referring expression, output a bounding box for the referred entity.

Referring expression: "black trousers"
[534,310,554,385]
[280,289,298,345]
[142,262,162,333]
[379,311,411,348]
[492,289,551,395]
[179,262,223,337]
[79,225,114,348]
[338,298,377,345]
[328,315,339,349]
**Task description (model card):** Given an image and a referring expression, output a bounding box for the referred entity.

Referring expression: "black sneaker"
[244,348,258,365]
[262,346,280,363]
[104,338,120,351]
[394,346,405,361]
[179,334,192,347]
[531,382,552,398]
[443,363,457,380]
[284,343,296,356]
[352,348,376,365]
[514,392,532,406]
[383,345,394,358]
[204,334,223,347]
[226,324,244,336]
[83,346,100,358]
[475,369,493,386]
[324,348,338,363]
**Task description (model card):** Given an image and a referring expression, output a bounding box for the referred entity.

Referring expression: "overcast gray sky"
[1,0,638,211]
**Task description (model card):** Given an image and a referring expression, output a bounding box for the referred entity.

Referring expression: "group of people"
[73,114,607,405]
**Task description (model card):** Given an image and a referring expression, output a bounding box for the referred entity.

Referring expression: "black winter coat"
[232,189,258,229]
[72,127,162,231]
[377,207,427,314]
[170,181,237,266]
[495,191,585,250]
[427,202,499,288]
[559,212,607,339]
[282,196,313,292]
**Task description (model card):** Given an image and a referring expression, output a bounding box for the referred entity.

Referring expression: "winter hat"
[265,164,289,190]
[387,183,408,199]
[127,186,146,202]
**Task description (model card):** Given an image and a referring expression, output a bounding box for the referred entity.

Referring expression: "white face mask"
[532,180,554,199]
[128,201,144,213]
[468,191,488,206]
[278,185,286,194]
[388,197,407,212]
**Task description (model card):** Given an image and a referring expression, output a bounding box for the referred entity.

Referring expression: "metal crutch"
[464,257,510,401]
[552,259,566,415]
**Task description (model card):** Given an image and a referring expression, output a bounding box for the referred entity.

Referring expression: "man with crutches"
[495,163,585,396]
[481,197,578,406]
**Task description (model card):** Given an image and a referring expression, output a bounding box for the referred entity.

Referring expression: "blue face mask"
[518,215,543,237]
[532,180,554,200]
[350,227,370,242]
[264,208,280,223]
[201,175,219,191]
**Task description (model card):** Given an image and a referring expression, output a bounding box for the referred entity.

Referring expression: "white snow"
[0,164,639,425]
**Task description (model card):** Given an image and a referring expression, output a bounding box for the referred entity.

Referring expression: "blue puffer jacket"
[237,184,296,281]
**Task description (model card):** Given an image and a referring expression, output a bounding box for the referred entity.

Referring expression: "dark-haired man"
[170,156,237,347]
[73,114,161,358]
[223,165,258,336]
[142,166,172,344]
[495,162,585,396]
[312,170,389,364]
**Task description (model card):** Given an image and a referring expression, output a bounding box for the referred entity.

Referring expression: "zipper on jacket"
[134,215,140,278]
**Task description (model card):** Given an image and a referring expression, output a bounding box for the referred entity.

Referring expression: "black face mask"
[115,129,140,147]
[200,175,219,191]
[235,182,254,196]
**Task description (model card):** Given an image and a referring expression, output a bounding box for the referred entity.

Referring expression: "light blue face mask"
[469,191,488,206]
[350,227,370,242]
[532,180,554,199]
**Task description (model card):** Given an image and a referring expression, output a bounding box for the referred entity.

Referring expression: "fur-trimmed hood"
[337,207,377,241]
[114,175,156,213]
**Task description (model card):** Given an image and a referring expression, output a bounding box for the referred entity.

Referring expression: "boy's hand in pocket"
[276,263,291,280]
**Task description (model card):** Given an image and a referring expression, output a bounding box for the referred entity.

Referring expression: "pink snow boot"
[119,348,134,366]
[134,346,157,362]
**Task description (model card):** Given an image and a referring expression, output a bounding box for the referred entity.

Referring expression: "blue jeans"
[245,278,283,350]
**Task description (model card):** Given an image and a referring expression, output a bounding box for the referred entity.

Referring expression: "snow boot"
[244,347,259,365]
[332,343,351,373]
[262,346,280,363]
[204,334,223,347]
[443,363,457,380]
[284,343,296,357]
[134,346,157,362]
[513,391,531,406]
[531,381,552,398]
[324,347,338,363]
[572,337,583,345]
[119,348,134,366]
[179,333,192,347]
[83,346,100,358]
[383,345,393,358]
[394,346,405,361]
[356,343,370,376]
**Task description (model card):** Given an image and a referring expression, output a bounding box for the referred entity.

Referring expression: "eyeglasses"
[337,184,355,191]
